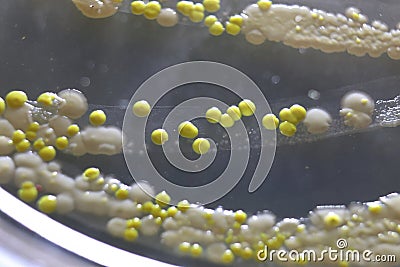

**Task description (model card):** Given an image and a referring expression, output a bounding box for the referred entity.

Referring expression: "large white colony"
[242,4,400,59]
[340,91,375,129]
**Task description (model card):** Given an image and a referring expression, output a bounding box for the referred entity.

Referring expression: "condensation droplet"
[79,77,91,87]
[308,89,320,100]
[271,75,280,84]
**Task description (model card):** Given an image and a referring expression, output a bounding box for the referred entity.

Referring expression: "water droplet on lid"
[308,89,320,100]
[271,75,280,84]
[79,77,91,87]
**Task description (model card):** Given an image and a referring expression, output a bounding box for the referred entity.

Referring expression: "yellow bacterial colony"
[0,88,399,266]
[72,0,400,60]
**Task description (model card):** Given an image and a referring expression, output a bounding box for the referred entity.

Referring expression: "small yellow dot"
[5,91,27,109]
[202,0,220,13]
[230,243,242,255]
[229,15,243,26]
[189,10,204,23]
[177,1,194,16]
[89,110,106,126]
[241,247,253,259]
[367,203,382,214]
[189,3,204,22]
[352,12,360,21]
[178,121,198,139]
[295,25,301,32]
[151,204,161,217]
[33,138,45,151]
[220,113,234,128]
[0,97,5,115]
[144,1,161,20]
[234,210,247,224]
[159,209,168,220]
[266,237,282,249]
[221,249,235,264]
[203,210,213,220]
[205,107,222,123]
[141,201,154,213]
[192,138,210,154]
[155,191,171,207]
[83,167,100,181]
[115,188,129,200]
[12,130,26,144]
[25,131,37,141]
[39,146,56,161]
[37,195,57,214]
[345,112,353,118]
[21,181,35,189]
[238,99,256,116]
[209,21,225,36]
[67,124,80,137]
[227,105,242,121]
[296,224,306,233]
[355,37,361,44]
[233,221,241,229]
[289,104,306,122]
[55,136,69,150]
[177,200,190,212]
[257,0,272,11]
[225,232,233,244]
[311,12,318,19]
[204,15,217,27]
[151,128,168,145]
[131,0,146,15]
[96,177,105,186]
[262,114,279,130]
[132,100,151,117]
[179,242,191,253]
[279,121,297,137]
[28,122,40,132]
[318,15,324,21]
[154,216,163,225]
[279,108,298,124]
[323,212,343,228]
[225,22,241,36]
[126,217,142,229]
[15,139,31,152]
[123,228,139,241]
[167,206,178,217]
[37,92,55,106]
[18,182,38,203]
[190,243,203,257]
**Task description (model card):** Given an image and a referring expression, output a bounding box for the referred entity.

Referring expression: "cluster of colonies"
[73,0,400,60]
[133,99,257,155]
[0,89,396,266]
[133,90,375,154]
